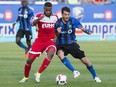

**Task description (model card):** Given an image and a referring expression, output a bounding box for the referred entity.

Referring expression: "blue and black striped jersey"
[18,6,34,31]
[55,17,83,44]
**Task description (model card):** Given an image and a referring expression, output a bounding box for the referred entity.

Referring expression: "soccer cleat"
[34,73,41,82]
[73,70,80,79]
[94,77,102,83]
[19,77,28,83]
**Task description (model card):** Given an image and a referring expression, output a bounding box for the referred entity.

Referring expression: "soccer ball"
[56,74,67,85]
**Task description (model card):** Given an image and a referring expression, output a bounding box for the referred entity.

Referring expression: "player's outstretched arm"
[80,27,92,35]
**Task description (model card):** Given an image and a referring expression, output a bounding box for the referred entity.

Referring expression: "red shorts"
[29,38,56,58]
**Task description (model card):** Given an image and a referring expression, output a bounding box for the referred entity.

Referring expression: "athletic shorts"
[16,29,32,40]
[29,38,56,57]
[57,43,85,59]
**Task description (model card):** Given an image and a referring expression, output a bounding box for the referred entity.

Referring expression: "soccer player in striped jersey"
[55,6,101,83]
[12,0,34,54]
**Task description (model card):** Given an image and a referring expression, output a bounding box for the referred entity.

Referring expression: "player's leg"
[57,44,80,78]
[72,43,101,82]
[57,50,76,72]
[19,53,39,83]
[25,31,32,56]
[35,46,56,82]
[25,31,32,50]
[80,57,101,82]
[20,38,42,83]
[16,30,28,50]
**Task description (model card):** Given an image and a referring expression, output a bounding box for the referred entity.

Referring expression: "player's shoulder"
[70,17,77,21]
[55,18,61,25]
[18,7,22,11]
[35,13,43,17]
[70,17,80,23]
[52,14,58,19]
[28,6,34,11]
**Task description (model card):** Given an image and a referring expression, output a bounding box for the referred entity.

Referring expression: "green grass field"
[0,41,116,87]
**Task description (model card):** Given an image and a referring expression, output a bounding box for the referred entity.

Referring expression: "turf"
[0,41,116,87]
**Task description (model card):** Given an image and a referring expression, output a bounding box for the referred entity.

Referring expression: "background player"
[55,6,101,83]
[12,0,34,54]
[19,2,58,83]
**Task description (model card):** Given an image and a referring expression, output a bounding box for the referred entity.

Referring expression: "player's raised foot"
[94,77,102,83]
[73,70,80,79]
[19,77,28,83]
[34,73,41,83]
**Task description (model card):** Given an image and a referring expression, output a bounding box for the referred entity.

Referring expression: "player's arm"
[32,15,44,26]
[12,16,19,28]
[80,27,92,35]
[52,35,57,42]
[54,21,62,38]
[30,8,35,26]
[75,18,92,35]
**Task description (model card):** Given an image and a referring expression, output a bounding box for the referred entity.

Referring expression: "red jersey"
[29,13,58,58]
[34,13,58,40]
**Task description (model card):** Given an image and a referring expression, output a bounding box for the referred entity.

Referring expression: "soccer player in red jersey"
[19,2,58,83]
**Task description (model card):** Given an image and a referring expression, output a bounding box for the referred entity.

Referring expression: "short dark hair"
[44,2,52,7]
[62,6,70,13]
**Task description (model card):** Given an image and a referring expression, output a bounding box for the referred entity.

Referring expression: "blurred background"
[0,0,116,42]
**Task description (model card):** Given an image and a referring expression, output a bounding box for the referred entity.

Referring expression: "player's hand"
[57,27,62,33]
[12,23,16,29]
[38,14,44,20]
[51,38,56,42]
[88,30,93,35]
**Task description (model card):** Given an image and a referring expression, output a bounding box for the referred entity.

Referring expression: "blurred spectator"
[81,0,93,4]
[58,0,66,4]
[93,0,104,4]
[68,0,81,4]
[0,0,115,4]
[37,0,57,1]
[93,0,112,4]
[104,0,111,4]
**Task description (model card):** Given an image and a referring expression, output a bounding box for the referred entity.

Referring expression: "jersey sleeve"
[54,20,59,33]
[32,13,43,21]
[73,17,83,29]
[29,8,34,17]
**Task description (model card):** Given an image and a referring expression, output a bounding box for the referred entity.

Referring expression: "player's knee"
[80,57,91,67]
[47,50,55,58]
[26,58,33,65]
[16,37,21,44]
[57,50,64,59]
[16,40,20,44]
[46,47,56,58]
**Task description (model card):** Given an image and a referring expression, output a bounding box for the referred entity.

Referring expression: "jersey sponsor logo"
[24,14,28,18]
[19,14,28,18]
[42,23,55,29]
[68,29,72,34]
